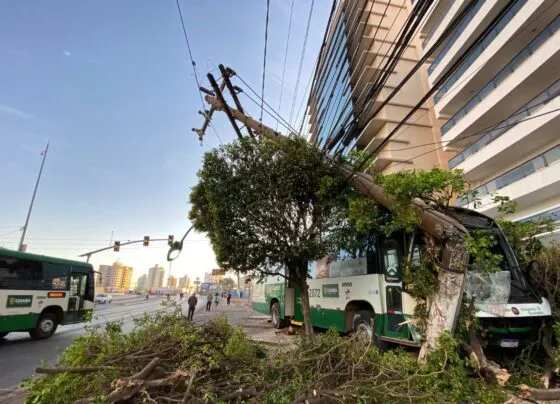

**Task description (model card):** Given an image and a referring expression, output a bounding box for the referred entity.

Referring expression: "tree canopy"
[189,135,367,335]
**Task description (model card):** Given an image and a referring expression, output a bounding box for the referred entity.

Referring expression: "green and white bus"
[0,248,95,340]
[252,207,551,349]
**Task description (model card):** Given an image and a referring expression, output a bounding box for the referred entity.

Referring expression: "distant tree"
[221,277,236,290]
[189,136,365,338]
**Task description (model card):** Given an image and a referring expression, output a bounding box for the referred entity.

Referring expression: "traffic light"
[113,241,120,252]
[143,236,150,247]
[168,235,174,246]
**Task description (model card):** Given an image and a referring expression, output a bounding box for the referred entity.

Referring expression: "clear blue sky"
[0,0,331,284]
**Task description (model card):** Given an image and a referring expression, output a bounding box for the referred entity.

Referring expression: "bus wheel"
[353,310,374,346]
[30,313,58,340]
[353,310,388,351]
[0,332,8,339]
[271,302,283,329]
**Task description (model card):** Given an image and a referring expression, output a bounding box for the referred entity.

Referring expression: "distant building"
[178,275,190,290]
[147,265,166,290]
[97,261,133,292]
[114,261,133,292]
[136,274,148,292]
[97,264,113,288]
[203,272,212,283]
[167,276,178,289]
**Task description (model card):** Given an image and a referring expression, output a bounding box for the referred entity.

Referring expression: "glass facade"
[441,14,560,136]
[311,13,355,153]
[427,0,484,75]
[458,144,560,206]
[434,0,526,103]
[448,80,560,168]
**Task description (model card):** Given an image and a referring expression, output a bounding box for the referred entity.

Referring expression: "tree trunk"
[419,239,469,360]
[298,277,315,341]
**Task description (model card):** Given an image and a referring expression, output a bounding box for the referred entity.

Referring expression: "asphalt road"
[0,295,256,390]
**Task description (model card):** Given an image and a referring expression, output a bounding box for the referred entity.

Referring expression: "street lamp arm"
[167,224,195,262]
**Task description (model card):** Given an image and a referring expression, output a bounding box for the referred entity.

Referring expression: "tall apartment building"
[305,0,447,173]
[97,261,133,292]
[113,261,133,292]
[136,274,148,292]
[419,0,560,243]
[97,264,113,288]
[178,275,190,290]
[147,264,166,290]
[167,276,178,289]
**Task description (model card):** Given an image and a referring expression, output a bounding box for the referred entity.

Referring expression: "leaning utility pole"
[195,69,470,358]
[19,142,49,252]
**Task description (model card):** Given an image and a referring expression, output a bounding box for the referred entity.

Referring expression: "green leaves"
[188,136,362,282]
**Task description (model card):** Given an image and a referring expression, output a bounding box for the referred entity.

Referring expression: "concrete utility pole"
[198,73,470,358]
[19,142,49,252]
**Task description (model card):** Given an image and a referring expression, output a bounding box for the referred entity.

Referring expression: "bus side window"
[382,239,401,282]
[366,233,380,274]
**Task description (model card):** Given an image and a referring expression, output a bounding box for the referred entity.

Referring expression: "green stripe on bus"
[252,301,270,315]
[0,313,39,332]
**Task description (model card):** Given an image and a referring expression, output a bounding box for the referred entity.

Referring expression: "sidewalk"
[0,388,26,404]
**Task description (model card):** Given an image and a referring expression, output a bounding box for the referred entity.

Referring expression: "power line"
[276,0,294,131]
[260,0,271,123]
[384,103,560,153]
[321,0,415,152]
[175,0,204,109]
[242,88,299,135]
[363,0,516,163]
[356,0,557,151]
[387,106,560,171]
[175,0,224,146]
[0,229,21,238]
[289,0,315,126]
[235,73,300,135]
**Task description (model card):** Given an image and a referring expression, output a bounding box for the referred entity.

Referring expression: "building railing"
[427,0,484,75]
[442,14,560,136]
[448,79,560,169]
[518,206,560,224]
[422,1,455,48]
[434,0,526,104]
[458,144,560,206]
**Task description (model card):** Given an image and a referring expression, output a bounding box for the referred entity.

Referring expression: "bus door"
[380,236,408,340]
[67,270,88,322]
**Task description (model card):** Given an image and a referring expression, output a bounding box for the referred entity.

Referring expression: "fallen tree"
[24,309,509,404]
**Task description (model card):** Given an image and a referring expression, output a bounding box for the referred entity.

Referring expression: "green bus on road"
[0,248,95,340]
[252,207,551,350]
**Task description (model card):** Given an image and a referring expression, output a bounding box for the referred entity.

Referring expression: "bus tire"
[29,313,58,340]
[271,302,283,329]
[353,310,388,351]
[0,332,8,339]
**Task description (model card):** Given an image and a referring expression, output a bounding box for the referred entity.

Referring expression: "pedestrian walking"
[145,293,150,301]
[206,292,213,311]
[214,292,219,307]
[187,293,198,321]
[226,292,231,305]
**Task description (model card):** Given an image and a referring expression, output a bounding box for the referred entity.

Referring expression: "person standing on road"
[227,292,231,305]
[206,292,213,311]
[145,293,150,302]
[187,293,198,321]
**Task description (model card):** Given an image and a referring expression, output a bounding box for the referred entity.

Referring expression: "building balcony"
[434,1,560,116]
[460,145,560,218]
[441,17,560,147]
[452,82,560,179]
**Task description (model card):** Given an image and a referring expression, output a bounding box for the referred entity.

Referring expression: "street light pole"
[19,142,49,252]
